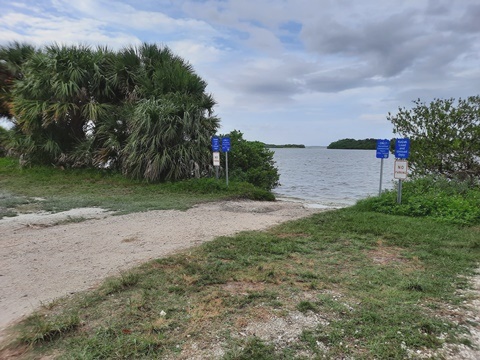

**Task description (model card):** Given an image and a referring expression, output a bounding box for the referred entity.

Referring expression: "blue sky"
[1,0,479,145]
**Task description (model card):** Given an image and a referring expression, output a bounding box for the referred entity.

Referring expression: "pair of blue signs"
[211,136,231,152]
[376,138,410,159]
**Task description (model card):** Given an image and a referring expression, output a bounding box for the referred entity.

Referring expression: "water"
[272,147,396,208]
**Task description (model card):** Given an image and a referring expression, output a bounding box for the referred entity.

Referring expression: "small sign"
[213,152,220,166]
[395,138,410,159]
[376,139,390,159]
[211,136,220,152]
[394,160,408,179]
[222,137,231,152]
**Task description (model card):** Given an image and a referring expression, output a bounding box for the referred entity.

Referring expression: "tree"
[327,138,377,150]
[221,130,279,190]
[5,43,219,181]
[120,44,219,181]
[0,42,36,118]
[9,44,118,165]
[387,97,480,181]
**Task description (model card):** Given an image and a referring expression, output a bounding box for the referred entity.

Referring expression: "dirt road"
[0,200,321,340]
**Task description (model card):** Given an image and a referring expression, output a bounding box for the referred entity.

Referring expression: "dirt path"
[1,201,478,358]
[0,200,322,341]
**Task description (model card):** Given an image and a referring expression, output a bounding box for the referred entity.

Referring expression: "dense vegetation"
[0,42,281,191]
[221,130,280,191]
[358,176,480,226]
[327,138,377,150]
[0,42,219,181]
[388,96,480,181]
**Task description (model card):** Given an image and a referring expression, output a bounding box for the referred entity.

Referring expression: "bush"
[356,176,480,226]
[220,130,280,191]
[387,96,480,181]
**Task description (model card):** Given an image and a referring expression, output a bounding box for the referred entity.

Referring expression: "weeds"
[18,313,80,345]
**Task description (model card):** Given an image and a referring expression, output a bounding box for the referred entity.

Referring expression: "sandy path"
[0,200,321,340]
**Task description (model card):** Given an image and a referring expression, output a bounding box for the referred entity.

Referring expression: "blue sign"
[211,136,220,152]
[395,138,410,159]
[222,137,231,152]
[376,139,390,159]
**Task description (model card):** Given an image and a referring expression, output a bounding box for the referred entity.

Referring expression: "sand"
[0,200,322,340]
[1,201,478,359]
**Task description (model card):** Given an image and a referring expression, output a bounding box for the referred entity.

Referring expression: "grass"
[0,157,273,218]
[1,162,479,358]
[3,206,479,359]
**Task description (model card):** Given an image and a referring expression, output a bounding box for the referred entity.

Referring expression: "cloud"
[1,0,480,145]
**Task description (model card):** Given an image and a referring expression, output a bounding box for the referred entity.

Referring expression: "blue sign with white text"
[211,136,220,152]
[395,138,410,159]
[222,137,231,152]
[376,139,390,159]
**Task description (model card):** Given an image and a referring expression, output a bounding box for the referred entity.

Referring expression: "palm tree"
[0,42,35,118]
[120,44,220,181]
[10,44,119,165]
[8,42,220,179]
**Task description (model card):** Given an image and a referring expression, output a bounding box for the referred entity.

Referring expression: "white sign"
[394,160,408,179]
[213,152,220,166]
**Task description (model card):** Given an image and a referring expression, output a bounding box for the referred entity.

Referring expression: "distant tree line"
[264,144,305,148]
[327,138,377,150]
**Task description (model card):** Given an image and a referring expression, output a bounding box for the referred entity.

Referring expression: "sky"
[1,0,479,146]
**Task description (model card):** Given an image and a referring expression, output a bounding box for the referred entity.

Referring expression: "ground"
[0,201,478,359]
[0,200,321,343]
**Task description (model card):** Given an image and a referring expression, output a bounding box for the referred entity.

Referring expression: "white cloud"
[1,0,480,145]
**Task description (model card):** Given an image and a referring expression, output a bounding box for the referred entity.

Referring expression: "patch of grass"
[102,272,141,295]
[0,157,274,218]
[223,337,278,360]
[3,207,480,359]
[297,300,317,313]
[18,313,80,345]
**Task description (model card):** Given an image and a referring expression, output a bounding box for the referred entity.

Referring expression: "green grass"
[3,206,479,359]
[357,175,480,226]
[0,157,273,218]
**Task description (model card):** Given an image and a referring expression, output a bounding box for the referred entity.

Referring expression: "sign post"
[394,138,410,204]
[394,159,408,203]
[376,139,390,195]
[222,137,231,186]
[212,136,220,179]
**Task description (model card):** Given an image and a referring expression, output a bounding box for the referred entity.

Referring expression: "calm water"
[272,147,396,208]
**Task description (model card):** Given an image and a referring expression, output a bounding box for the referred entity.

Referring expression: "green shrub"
[220,130,280,191]
[356,176,480,225]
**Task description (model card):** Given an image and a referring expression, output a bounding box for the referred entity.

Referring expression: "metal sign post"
[222,137,231,186]
[379,158,384,195]
[397,180,403,204]
[376,139,390,195]
[394,138,410,204]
